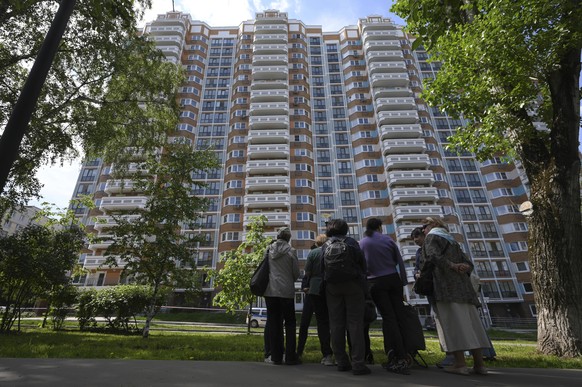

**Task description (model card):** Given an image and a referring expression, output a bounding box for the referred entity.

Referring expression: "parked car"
[246,308,267,328]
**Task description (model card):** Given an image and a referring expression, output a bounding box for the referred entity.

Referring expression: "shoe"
[321,355,335,366]
[352,366,371,376]
[337,364,352,372]
[472,366,488,375]
[264,356,283,365]
[443,366,470,375]
[387,358,411,375]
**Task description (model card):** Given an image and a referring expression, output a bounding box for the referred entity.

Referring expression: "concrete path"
[1,358,581,387]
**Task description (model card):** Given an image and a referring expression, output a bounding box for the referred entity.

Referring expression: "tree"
[0,223,85,333]
[393,0,582,356]
[0,1,181,214]
[103,140,218,338]
[210,215,272,333]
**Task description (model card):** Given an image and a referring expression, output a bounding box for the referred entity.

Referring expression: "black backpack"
[322,236,359,283]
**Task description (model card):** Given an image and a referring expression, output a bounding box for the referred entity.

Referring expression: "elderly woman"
[421,217,489,376]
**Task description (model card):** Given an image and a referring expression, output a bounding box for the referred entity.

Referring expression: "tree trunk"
[524,47,582,357]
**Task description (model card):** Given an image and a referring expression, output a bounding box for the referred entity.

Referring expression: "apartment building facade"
[70,10,534,319]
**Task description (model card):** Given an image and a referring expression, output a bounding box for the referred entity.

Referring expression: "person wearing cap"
[263,227,301,365]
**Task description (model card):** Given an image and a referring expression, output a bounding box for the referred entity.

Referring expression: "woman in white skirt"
[421,217,489,376]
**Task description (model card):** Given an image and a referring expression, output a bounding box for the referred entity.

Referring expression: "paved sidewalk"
[1,359,581,387]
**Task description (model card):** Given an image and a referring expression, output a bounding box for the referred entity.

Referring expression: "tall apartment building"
[70,10,534,319]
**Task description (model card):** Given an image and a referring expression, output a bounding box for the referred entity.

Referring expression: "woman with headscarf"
[421,217,490,376]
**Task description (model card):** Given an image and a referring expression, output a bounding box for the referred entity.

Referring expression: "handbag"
[413,261,434,296]
[250,248,270,296]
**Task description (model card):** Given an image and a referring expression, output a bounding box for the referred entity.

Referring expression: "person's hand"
[453,263,470,273]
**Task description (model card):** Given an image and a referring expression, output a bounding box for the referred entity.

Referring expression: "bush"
[77,285,153,333]
[49,284,78,330]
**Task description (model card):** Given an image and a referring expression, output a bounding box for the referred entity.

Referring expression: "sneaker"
[321,355,335,366]
[352,366,371,376]
[387,358,411,375]
[436,354,455,368]
[264,356,283,365]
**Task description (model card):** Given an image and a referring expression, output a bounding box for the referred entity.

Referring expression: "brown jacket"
[421,233,480,306]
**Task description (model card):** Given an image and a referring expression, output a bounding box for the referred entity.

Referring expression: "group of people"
[260,216,490,377]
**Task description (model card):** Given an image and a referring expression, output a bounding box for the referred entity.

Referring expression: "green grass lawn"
[1,327,580,369]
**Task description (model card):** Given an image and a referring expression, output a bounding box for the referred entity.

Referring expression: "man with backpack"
[321,219,370,376]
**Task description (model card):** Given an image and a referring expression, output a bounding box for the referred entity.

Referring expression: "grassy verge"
[1,328,580,369]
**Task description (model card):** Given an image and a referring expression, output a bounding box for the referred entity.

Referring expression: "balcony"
[368,61,408,75]
[253,43,287,54]
[110,162,149,175]
[252,65,288,80]
[377,110,419,125]
[366,51,404,62]
[250,89,289,102]
[396,225,421,242]
[249,115,289,128]
[360,20,399,32]
[244,194,290,208]
[83,255,124,269]
[152,35,183,49]
[251,79,289,90]
[252,54,288,65]
[387,170,434,186]
[248,129,289,144]
[401,245,420,260]
[93,215,141,230]
[364,40,402,52]
[246,160,290,174]
[87,234,114,250]
[249,102,288,115]
[99,196,148,211]
[244,211,291,226]
[370,72,410,88]
[373,87,413,99]
[385,154,430,170]
[254,24,288,33]
[104,179,138,194]
[390,187,439,204]
[245,176,289,191]
[247,144,290,159]
[376,97,417,111]
[382,139,426,154]
[380,124,423,140]
[392,205,443,222]
[361,29,404,40]
[254,33,288,43]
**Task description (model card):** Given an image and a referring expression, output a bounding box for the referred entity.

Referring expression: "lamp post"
[448,210,492,328]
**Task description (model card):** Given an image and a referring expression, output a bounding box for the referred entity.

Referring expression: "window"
[318,164,332,177]
[225,180,242,189]
[294,149,312,157]
[296,230,315,240]
[342,208,358,223]
[295,164,312,172]
[227,164,244,173]
[318,180,333,193]
[296,213,315,222]
[339,176,354,189]
[229,150,245,158]
[295,179,313,188]
[224,196,242,206]
[341,191,356,205]
[507,241,528,252]
[223,214,241,223]
[296,195,314,204]
[221,232,240,242]
[515,261,529,272]
[365,175,378,182]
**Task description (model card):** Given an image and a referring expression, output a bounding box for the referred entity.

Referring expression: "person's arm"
[394,243,408,285]
[291,248,300,280]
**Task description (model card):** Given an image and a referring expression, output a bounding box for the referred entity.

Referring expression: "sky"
[30,0,581,209]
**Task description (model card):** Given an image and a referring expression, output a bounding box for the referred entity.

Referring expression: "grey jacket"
[422,233,480,306]
[263,239,300,299]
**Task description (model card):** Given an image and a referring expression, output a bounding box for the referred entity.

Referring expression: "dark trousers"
[369,273,407,359]
[326,281,366,370]
[298,293,332,357]
[265,296,297,363]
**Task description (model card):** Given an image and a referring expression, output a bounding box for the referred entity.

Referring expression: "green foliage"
[0,223,85,333]
[392,0,582,160]
[211,216,272,314]
[48,284,78,331]
[0,1,180,212]
[76,285,157,333]
[103,140,219,337]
